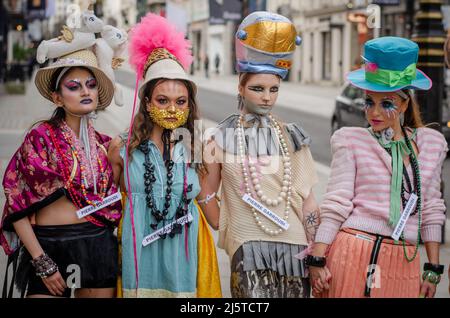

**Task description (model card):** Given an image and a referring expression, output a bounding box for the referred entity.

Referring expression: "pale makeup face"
[52,67,99,115]
[364,90,409,132]
[239,73,281,111]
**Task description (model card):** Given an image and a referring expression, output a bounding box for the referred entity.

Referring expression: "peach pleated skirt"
[318,228,421,298]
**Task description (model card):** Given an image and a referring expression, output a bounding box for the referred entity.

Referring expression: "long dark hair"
[127,79,204,173]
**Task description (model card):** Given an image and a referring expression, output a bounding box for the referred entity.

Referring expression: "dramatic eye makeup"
[270,86,279,93]
[64,80,81,91]
[63,77,97,91]
[248,86,264,92]
[86,78,97,89]
[380,97,397,110]
[364,96,375,110]
[248,85,279,93]
[381,96,398,118]
[364,95,399,118]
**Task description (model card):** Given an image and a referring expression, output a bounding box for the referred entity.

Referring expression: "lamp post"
[412,0,445,128]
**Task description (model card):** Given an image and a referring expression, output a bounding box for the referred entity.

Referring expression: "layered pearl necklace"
[236,113,292,236]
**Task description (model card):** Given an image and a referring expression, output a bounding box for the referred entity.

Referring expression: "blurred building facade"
[102,0,137,29]
[3,0,450,86]
[266,0,430,86]
[1,0,49,82]
[139,0,246,76]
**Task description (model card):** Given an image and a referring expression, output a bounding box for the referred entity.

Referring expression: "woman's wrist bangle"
[30,253,58,278]
[305,255,326,267]
[423,262,444,275]
[422,270,441,285]
[198,192,216,205]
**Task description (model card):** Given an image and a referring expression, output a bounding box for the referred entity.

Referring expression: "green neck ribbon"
[366,63,417,88]
[372,131,411,227]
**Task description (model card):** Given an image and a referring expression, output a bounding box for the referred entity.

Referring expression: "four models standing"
[0,8,448,299]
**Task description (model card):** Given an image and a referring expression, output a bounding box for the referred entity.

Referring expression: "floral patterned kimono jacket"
[0,121,122,297]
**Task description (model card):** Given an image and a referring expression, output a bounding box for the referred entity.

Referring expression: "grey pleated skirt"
[230,241,310,298]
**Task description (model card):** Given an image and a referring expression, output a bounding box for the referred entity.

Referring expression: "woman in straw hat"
[200,11,321,298]
[0,47,122,298]
[108,13,221,298]
[309,37,448,298]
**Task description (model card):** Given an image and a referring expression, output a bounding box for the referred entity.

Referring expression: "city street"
[0,69,449,297]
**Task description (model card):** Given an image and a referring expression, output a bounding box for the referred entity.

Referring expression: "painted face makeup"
[243,96,273,115]
[54,68,99,117]
[148,104,189,130]
[147,80,191,130]
[364,95,399,118]
[63,77,98,92]
[240,73,280,115]
[364,91,408,132]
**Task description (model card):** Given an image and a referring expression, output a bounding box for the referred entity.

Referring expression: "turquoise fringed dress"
[120,140,200,297]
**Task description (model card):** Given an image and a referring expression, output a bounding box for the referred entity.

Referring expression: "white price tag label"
[142,213,194,247]
[242,194,289,230]
[391,193,418,241]
[76,192,122,219]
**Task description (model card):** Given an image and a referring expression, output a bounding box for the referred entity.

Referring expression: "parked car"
[331,83,367,134]
[332,83,450,149]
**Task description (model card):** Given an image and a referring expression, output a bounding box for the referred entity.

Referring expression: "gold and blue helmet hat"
[235,11,302,79]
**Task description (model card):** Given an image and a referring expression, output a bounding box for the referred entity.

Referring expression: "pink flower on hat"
[366,62,378,73]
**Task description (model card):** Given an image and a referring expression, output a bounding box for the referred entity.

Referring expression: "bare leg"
[74,288,115,298]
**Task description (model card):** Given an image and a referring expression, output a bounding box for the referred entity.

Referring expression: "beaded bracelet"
[30,253,58,278]
[422,270,441,285]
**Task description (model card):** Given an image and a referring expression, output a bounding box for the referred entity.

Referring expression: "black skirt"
[15,222,118,297]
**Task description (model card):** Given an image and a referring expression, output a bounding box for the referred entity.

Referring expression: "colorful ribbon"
[365,63,417,87]
[372,133,411,227]
[386,140,410,226]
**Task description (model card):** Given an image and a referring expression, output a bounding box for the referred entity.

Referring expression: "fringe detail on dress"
[235,241,308,278]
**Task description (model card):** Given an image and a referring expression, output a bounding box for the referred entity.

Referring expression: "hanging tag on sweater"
[391,193,418,241]
[242,194,289,230]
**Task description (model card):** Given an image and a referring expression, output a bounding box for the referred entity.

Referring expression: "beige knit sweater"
[217,145,318,260]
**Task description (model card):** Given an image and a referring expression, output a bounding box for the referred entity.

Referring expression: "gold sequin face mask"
[148,104,189,130]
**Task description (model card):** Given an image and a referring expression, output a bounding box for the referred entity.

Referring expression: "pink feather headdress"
[128,13,193,79]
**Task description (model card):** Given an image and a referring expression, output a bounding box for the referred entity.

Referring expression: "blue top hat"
[346,36,432,92]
